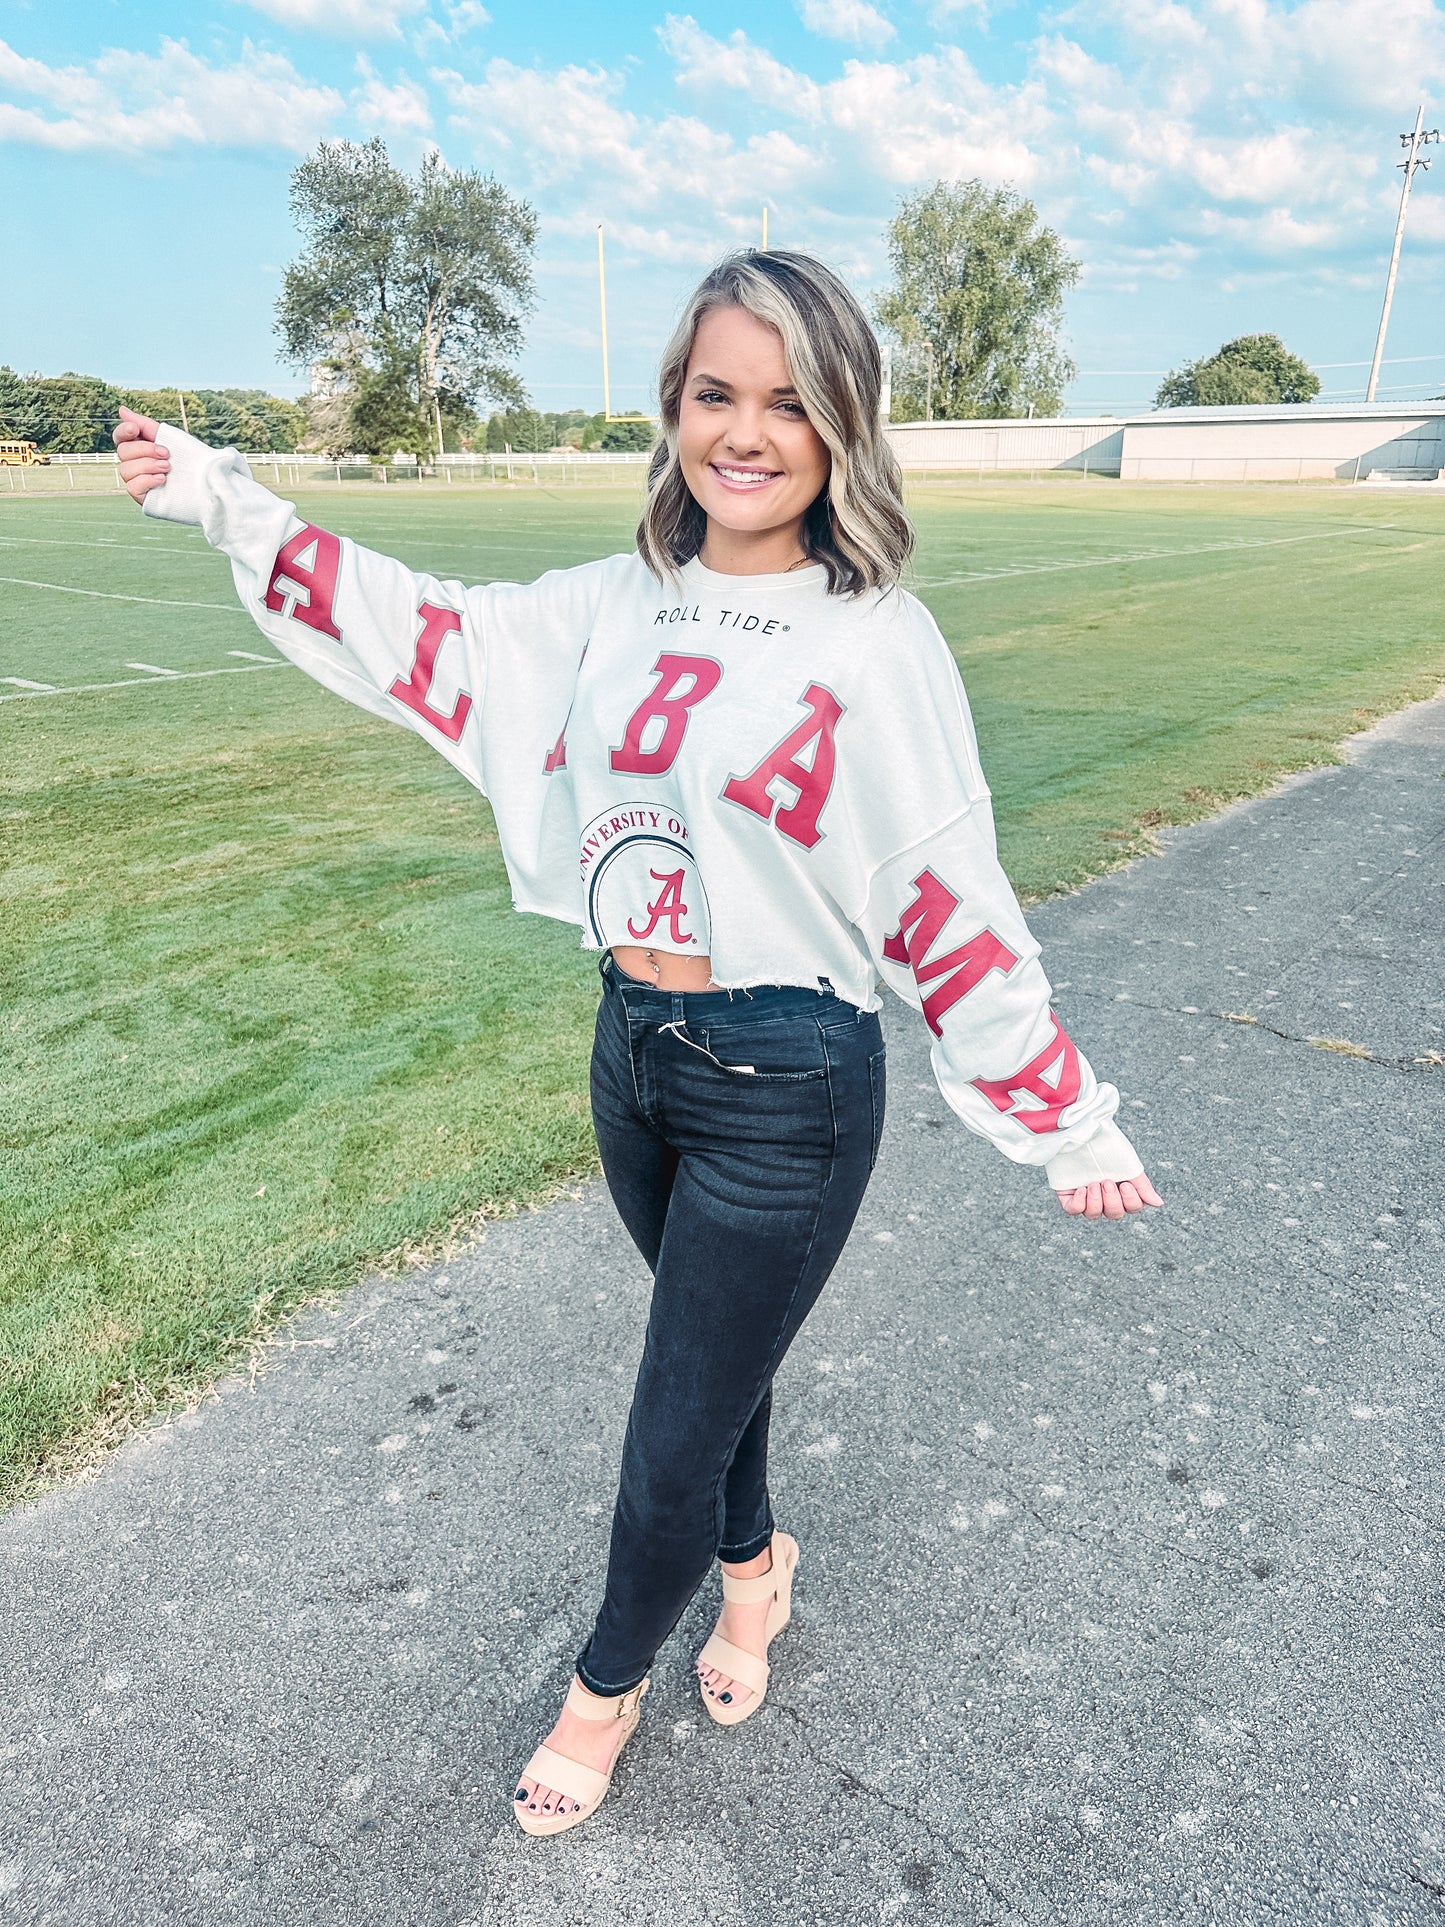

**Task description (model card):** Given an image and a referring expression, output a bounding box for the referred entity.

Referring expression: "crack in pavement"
[764,1694,1013,1916]
[1325,1472,1445,1536]
[1066,988,1444,1074]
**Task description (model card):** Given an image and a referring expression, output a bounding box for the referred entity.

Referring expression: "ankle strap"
[720,1566,779,1604]
[566,1676,649,1722]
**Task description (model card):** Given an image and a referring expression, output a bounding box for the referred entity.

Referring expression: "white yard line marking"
[0,574,243,611]
[0,661,290,703]
[913,526,1403,588]
[229,649,282,662]
[0,534,217,557]
[125,661,179,677]
[2,676,56,691]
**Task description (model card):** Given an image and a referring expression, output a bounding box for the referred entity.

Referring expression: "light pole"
[1366,104,1440,403]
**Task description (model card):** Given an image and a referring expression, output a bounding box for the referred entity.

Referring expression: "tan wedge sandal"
[514,1676,649,1836]
[696,1529,799,1728]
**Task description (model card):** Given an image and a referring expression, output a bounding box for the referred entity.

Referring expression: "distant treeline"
[0,366,651,459]
[0,368,308,454]
[483,408,654,454]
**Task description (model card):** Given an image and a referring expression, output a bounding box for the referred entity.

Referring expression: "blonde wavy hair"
[636,249,913,596]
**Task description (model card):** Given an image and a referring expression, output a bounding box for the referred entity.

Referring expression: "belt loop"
[670,991,685,1025]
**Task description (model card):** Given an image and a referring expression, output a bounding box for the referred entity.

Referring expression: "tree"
[600,418,654,452]
[874,181,1080,422]
[120,387,310,451]
[276,138,536,459]
[0,367,41,442]
[348,323,432,458]
[225,389,310,452]
[2,372,122,452]
[1156,334,1320,408]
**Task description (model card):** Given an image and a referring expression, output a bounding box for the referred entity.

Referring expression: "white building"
[884,402,1445,482]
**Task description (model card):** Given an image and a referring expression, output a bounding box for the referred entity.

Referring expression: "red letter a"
[971,1016,1082,1134]
[721,683,844,849]
[611,654,723,774]
[263,524,342,640]
[388,602,474,742]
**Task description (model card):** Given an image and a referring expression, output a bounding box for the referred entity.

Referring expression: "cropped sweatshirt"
[143,423,1145,1192]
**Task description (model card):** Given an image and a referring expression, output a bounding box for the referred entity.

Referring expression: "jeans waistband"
[600,952,847,1025]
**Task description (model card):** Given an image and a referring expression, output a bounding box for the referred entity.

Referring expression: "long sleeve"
[842,595,1144,1191]
[140,423,621,914]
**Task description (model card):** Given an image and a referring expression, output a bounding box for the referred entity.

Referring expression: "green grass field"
[4,477,1444,1505]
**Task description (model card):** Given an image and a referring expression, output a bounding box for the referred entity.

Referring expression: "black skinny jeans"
[575,955,885,1696]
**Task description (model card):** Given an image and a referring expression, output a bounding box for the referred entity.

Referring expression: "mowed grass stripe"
[0,661,289,703]
[2,479,1443,1507]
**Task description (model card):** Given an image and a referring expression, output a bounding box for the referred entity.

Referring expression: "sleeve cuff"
[1044,1118,1144,1191]
[140,423,246,529]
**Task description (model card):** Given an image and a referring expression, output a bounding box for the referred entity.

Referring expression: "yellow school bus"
[0,441,48,466]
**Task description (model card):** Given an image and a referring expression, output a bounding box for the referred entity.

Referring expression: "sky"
[3,0,1444,418]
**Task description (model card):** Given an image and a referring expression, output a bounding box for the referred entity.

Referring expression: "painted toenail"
[719,1691,733,1702]
[515,1788,526,1800]
[528,1802,537,1810]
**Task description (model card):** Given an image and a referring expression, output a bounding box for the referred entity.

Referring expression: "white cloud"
[0,36,341,153]
[797,0,896,49]
[663,20,1047,185]
[352,55,432,135]
[412,2,491,54]
[438,55,822,221]
[238,0,429,37]
[660,17,823,118]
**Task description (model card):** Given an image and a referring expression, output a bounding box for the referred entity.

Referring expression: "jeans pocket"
[867,1048,887,1171]
[697,1016,829,1082]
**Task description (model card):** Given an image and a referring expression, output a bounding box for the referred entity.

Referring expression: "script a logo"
[626,868,693,944]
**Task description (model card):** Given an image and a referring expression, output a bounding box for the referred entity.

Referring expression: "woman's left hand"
[1055,1171,1163,1219]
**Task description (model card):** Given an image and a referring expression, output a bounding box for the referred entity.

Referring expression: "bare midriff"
[611,946,721,991]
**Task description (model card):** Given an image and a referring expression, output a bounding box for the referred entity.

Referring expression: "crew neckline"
[678,555,829,593]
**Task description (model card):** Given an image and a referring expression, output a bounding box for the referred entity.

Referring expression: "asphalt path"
[2,696,1442,1927]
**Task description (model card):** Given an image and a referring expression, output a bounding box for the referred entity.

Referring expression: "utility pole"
[597,223,612,422]
[1367,104,1440,402]
[761,205,769,251]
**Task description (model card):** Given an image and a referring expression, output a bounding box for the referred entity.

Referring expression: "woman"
[114,249,1160,1837]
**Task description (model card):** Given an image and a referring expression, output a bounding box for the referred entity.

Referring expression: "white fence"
[1,448,654,494]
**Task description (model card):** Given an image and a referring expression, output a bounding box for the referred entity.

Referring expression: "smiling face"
[676,304,831,573]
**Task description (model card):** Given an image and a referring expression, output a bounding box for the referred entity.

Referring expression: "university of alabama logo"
[578,804,712,952]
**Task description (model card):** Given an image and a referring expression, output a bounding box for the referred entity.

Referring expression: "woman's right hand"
[113,405,170,504]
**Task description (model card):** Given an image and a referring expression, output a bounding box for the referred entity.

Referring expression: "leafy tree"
[483,407,553,452]
[600,418,654,451]
[874,180,1080,421]
[1156,334,1320,408]
[484,407,650,453]
[120,386,311,452]
[276,137,536,459]
[349,323,432,458]
[4,372,123,452]
[225,389,310,451]
[121,388,206,437]
[0,366,41,442]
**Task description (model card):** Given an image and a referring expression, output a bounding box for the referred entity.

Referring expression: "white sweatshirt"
[143,424,1144,1191]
